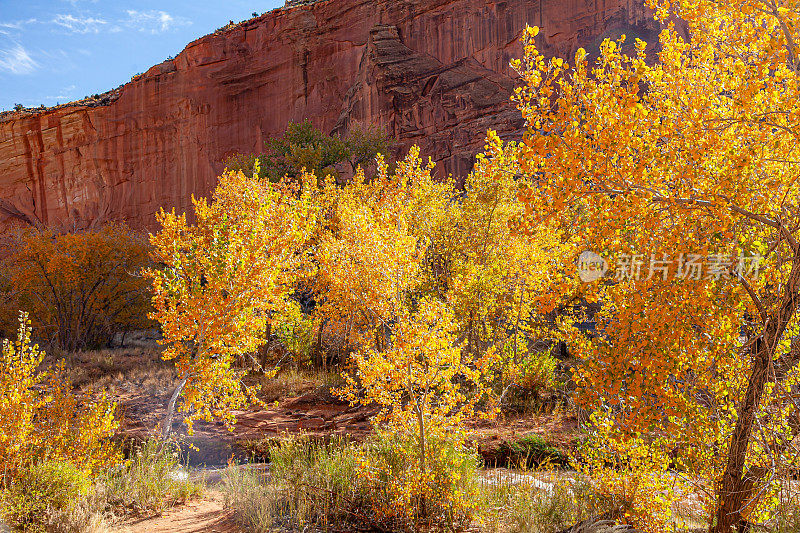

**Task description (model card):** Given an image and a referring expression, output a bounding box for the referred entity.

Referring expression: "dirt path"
[112,491,241,533]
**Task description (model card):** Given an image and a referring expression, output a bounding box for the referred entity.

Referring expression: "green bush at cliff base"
[224,120,390,184]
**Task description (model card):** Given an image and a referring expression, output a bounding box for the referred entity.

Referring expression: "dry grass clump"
[757,484,800,533]
[222,432,481,532]
[104,439,203,514]
[256,367,344,403]
[221,466,284,533]
[66,348,344,404]
[221,437,360,532]
[478,469,620,533]
[222,441,638,533]
[61,346,173,391]
[2,439,202,533]
[98,364,178,399]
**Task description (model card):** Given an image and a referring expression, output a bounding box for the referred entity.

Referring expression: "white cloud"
[2,10,188,38]
[0,43,38,75]
[123,10,190,34]
[0,19,36,30]
[0,18,40,35]
[37,48,73,68]
[15,83,80,108]
[52,14,107,34]
[43,84,78,102]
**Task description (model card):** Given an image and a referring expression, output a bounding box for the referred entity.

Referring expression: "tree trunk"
[260,322,272,371]
[161,376,188,440]
[417,407,426,474]
[313,321,324,369]
[712,339,770,533]
[713,253,800,532]
[416,405,428,519]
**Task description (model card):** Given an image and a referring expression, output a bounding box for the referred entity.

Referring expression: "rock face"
[0,0,658,231]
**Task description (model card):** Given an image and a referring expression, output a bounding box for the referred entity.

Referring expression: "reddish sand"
[113,491,239,533]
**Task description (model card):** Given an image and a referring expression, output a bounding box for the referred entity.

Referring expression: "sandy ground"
[112,491,240,533]
[88,342,580,532]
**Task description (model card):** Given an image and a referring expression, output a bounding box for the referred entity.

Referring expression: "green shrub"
[223,120,390,184]
[3,460,92,532]
[105,439,202,513]
[502,434,568,468]
[223,431,480,532]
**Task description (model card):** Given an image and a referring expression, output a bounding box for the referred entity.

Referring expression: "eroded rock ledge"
[0,0,657,231]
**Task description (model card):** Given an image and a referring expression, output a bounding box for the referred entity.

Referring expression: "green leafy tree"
[224,121,390,184]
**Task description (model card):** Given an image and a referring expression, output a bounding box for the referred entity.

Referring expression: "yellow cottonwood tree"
[0,313,119,482]
[444,133,577,396]
[312,140,573,398]
[147,169,317,434]
[313,148,450,353]
[313,164,419,351]
[514,2,800,530]
[340,298,496,473]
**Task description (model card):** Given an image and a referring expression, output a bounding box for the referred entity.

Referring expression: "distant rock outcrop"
[0,0,658,231]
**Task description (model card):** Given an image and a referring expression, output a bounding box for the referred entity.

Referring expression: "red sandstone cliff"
[0,0,657,231]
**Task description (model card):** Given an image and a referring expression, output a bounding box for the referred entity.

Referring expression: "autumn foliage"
[0,312,119,483]
[140,1,800,530]
[146,165,318,433]
[145,135,571,528]
[511,0,800,530]
[0,224,153,351]
[148,134,569,438]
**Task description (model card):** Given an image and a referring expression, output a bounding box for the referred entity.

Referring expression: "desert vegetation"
[2,0,800,532]
[0,225,153,351]
[0,314,199,532]
[223,120,391,185]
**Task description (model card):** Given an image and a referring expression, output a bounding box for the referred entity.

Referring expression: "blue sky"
[0,0,284,111]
